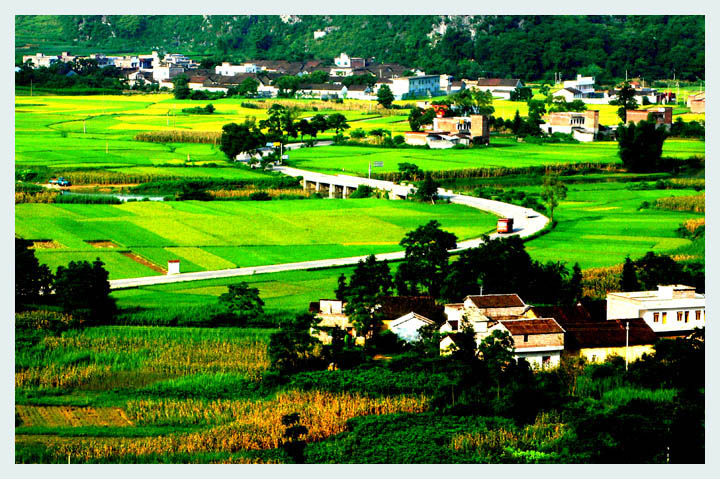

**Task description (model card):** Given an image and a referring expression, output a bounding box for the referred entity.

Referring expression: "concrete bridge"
[108,167,549,289]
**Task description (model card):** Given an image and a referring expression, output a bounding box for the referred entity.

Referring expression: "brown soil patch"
[121,251,167,274]
[86,240,120,249]
[31,240,62,249]
[16,405,133,428]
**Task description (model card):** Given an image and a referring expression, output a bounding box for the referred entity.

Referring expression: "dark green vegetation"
[16,15,704,82]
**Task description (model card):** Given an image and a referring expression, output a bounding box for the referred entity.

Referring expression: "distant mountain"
[15,15,705,82]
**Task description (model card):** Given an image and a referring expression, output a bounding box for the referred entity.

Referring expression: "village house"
[22,51,76,68]
[563,74,595,95]
[215,62,261,76]
[540,110,600,141]
[385,75,441,100]
[625,107,673,129]
[405,115,490,148]
[440,294,531,337]
[488,318,565,368]
[606,284,705,337]
[687,92,705,113]
[530,304,657,363]
[308,296,444,345]
[297,83,348,99]
[470,78,524,100]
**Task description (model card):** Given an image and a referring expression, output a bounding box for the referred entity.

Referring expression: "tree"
[344,254,393,342]
[413,172,439,203]
[259,104,298,142]
[275,75,301,97]
[172,75,191,99]
[15,237,53,308]
[509,86,533,102]
[477,329,515,401]
[395,220,458,297]
[621,257,640,291]
[398,162,422,182]
[296,119,317,142]
[610,83,639,123]
[268,313,323,374]
[218,282,265,324]
[306,70,329,84]
[634,252,684,290]
[616,120,668,172]
[376,84,394,109]
[408,107,436,132]
[540,174,567,221]
[281,413,308,463]
[219,120,266,161]
[549,98,587,113]
[238,77,259,97]
[567,262,584,304]
[54,258,116,324]
[450,89,494,116]
[309,114,328,134]
[335,273,348,301]
[326,113,349,137]
[511,110,522,134]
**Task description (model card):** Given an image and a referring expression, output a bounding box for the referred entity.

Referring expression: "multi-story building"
[540,110,600,141]
[215,62,260,76]
[386,75,441,100]
[563,74,595,94]
[606,284,705,337]
[488,318,565,368]
[688,92,705,114]
[22,51,75,68]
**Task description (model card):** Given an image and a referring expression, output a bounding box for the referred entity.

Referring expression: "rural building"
[688,92,705,113]
[606,284,705,337]
[345,84,376,100]
[440,294,531,339]
[563,74,595,94]
[540,110,600,141]
[386,75,441,99]
[297,83,348,99]
[314,30,327,40]
[470,78,524,100]
[625,107,673,129]
[308,296,443,345]
[22,52,75,68]
[530,304,657,363]
[432,115,490,144]
[552,87,583,103]
[488,318,565,369]
[152,65,185,82]
[561,318,657,364]
[215,62,260,75]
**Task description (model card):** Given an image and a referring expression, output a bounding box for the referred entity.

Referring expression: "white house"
[606,284,705,336]
[215,62,260,76]
[314,30,327,40]
[488,318,565,369]
[563,74,595,94]
[388,312,435,343]
[439,294,532,345]
[471,78,524,100]
[152,65,184,82]
[386,75,441,100]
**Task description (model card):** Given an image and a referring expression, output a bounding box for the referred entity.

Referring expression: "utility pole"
[83,119,86,134]
[625,321,629,371]
[30,79,33,97]
[368,161,372,179]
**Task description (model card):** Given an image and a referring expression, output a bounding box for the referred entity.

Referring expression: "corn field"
[48,391,427,461]
[51,170,182,185]
[582,263,623,299]
[209,188,312,199]
[135,130,222,145]
[15,190,60,203]
[682,217,705,234]
[655,193,705,213]
[374,162,618,182]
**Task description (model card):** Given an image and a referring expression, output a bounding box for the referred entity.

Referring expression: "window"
[653,312,660,323]
[696,310,701,321]
[523,334,529,343]
[685,311,689,323]
[677,311,683,322]
[662,312,667,324]
[542,356,551,366]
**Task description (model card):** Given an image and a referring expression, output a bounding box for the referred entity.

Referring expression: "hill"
[15,15,704,82]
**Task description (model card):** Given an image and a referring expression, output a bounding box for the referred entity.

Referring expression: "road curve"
[109,167,549,289]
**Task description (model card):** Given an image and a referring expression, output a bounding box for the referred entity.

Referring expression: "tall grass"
[15,191,60,204]
[54,194,121,205]
[135,130,221,145]
[601,387,677,405]
[52,170,182,185]
[582,264,623,298]
[374,162,619,181]
[655,193,705,213]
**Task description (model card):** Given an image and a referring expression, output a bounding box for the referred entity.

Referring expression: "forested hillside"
[16,15,704,82]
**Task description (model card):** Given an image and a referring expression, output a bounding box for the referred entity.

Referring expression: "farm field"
[15,198,498,279]
[521,182,704,268]
[284,138,705,176]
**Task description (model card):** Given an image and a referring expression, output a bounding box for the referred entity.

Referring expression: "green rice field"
[284,138,705,176]
[16,198,498,279]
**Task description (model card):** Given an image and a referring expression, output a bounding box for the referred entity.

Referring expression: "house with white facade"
[388,312,435,343]
[22,52,76,68]
[488,318,565,369]
[606,285,705,337]
[385,75,441,100]
[215,62,260,76]
[471,78,524,100]
[439,294,531,339]
[563,74,595,94]
[540,110,600,142]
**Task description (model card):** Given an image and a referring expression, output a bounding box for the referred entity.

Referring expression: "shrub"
[249,191,271,201]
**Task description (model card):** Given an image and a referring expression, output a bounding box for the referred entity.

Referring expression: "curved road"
[109,167,549,289]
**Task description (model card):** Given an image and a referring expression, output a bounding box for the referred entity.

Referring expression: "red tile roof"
[466,294,525,309]
[499,318,564,335]
[476,78,521,87]
[562,318,656,348]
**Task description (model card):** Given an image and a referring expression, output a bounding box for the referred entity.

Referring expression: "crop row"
[655,193,705,213]
[135,130,222,144]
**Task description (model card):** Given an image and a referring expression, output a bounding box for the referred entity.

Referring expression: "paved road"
[109,167,549,289]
